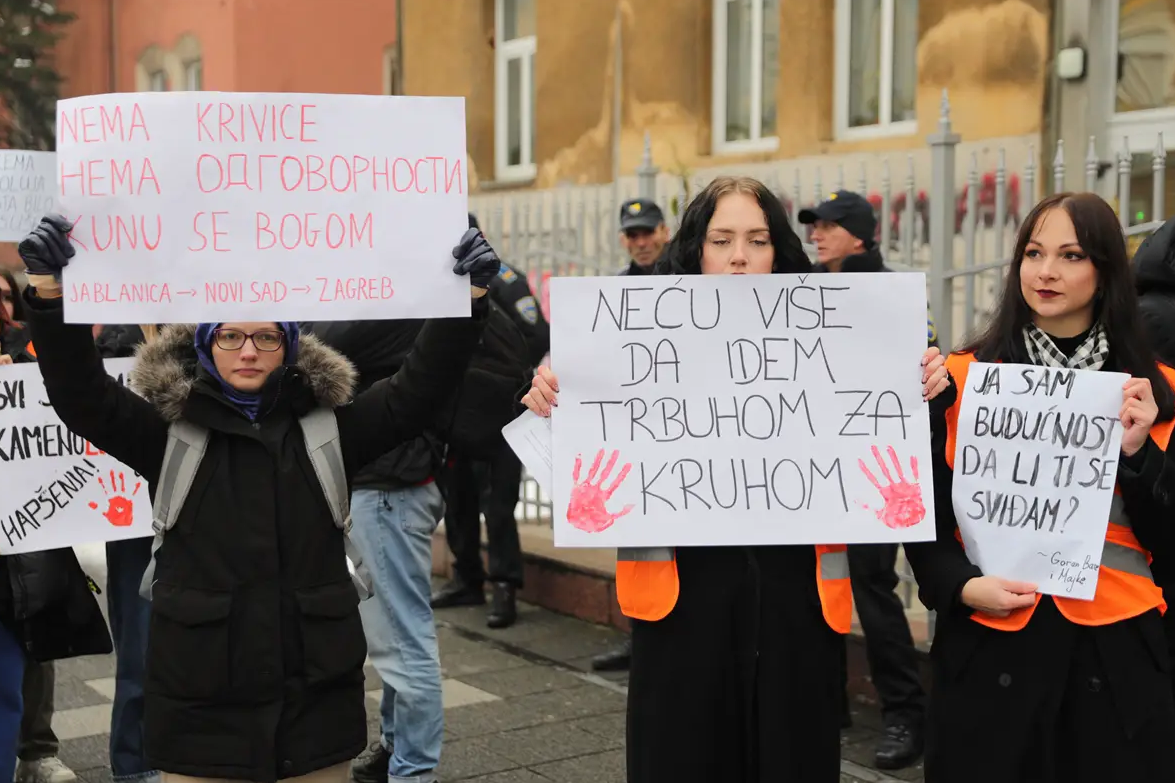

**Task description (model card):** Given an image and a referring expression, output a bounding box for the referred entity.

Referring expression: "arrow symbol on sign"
[176,290,197,296]
[292,286,311,294]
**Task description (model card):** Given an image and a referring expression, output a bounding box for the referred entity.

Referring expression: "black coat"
[25,291,487,782]
[1135,216,1175,368]
[905,349,1175,782]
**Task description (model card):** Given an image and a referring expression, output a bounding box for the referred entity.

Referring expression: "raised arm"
[18,217,169,481]
[336,227,500,477]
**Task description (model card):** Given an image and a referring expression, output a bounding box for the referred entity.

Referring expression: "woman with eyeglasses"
[15,213,501,783]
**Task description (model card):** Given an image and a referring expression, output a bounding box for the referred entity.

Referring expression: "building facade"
[402,0,1173,226]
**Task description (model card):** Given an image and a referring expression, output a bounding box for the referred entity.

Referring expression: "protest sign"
[0,359,150,555]
[54,92,470,324]
[548,273,935,548]
[0,150,56,242]
[952,362,1127,600]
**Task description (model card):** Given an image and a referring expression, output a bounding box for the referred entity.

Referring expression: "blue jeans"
[105,538,157,782]
[0,622,26,782]
[350,485,445,783]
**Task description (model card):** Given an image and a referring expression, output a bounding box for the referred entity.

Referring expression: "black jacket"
[490,262,549,368]
[813,245,939,349]
[25,290,487,782]
[1135,216,1175,368]
[299,318,443,490]
[904,348,1175,779]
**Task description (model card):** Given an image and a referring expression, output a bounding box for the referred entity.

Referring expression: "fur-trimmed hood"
[129,324,358,423]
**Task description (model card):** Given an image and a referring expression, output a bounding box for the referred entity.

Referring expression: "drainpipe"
[395,0,404,93]
[108,0,118,91]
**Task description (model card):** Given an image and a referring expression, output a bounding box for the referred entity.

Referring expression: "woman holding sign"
[15,214,502,783]
[907,192,1175,782]
[520,176,951,783]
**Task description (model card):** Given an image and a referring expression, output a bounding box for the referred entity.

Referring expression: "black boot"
[874,719,923,770]
[486,582,517,629]
[590,635,632,671]
[430,577,485,609]
[350,740,390,783]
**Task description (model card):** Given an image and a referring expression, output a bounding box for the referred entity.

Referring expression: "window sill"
[835,120,918,142]
[478,173,538,192]
[712,136,781,157]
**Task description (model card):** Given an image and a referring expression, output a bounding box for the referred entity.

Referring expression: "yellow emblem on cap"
[828,192,838,200]
[629,203,642,214]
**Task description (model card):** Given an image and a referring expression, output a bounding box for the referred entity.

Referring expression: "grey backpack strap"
[139,420,210,601]
[299,407,373,601]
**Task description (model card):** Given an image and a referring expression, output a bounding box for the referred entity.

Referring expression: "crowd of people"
[0,171,1173,783]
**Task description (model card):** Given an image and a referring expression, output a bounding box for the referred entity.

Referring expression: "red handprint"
[858,445,926,530]
[88,470,141,527]
[566,449,635,533]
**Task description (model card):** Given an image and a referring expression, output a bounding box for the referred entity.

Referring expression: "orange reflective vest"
[615,544,853,634]
[943,352,1174,631]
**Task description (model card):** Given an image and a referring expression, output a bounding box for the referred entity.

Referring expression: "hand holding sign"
[18,214,75,281]
[960,575,1038,617]
[1120,378,1158,457]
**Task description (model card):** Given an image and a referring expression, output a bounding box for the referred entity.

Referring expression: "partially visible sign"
[0,150,56,242]
[0,359,151,554]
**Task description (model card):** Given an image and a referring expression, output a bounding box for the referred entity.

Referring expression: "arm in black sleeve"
[337,298,488,477]
[23,292,169,481]
[903,372,983,615]
[1116,435,1175,558]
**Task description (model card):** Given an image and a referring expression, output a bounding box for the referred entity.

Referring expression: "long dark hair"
[656,176,811,276]
[961,191,1174,417]
[0,269,24,325]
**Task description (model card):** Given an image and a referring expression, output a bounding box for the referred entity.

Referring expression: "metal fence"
[483,91,1171,613]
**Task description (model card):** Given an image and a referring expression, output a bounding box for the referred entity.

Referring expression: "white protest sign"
[549,273,936,548]
[54,92,470,323]
[0,150,56,242]
[0,359,151,554]
[503,410,553,496]
[952,362,1127,600]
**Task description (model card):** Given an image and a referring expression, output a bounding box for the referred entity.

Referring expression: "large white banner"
[0,359,151,554]
[549,273,936,548]
[0,150,55,242]
[953,362,1127,600]
[55,92,470,323]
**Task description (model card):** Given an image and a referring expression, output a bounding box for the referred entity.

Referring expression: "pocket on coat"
[146,584,233,700]
[295,581,367,686]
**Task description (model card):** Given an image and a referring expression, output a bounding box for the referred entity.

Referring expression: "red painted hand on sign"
[88,470,141,528]
[858,446,926,529]
[566,449,635,533]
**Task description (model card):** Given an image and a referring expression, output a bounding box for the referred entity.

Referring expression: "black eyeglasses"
[213,329,285,352]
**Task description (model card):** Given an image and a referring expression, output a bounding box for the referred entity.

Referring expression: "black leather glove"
[451,228,501,291]
[18,214,75,280]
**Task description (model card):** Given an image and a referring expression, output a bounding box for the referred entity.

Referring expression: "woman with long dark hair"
[522,176,950,782]
[906,192,1175,782]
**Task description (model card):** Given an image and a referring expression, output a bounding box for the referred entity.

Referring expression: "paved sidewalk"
[47,545,923,783]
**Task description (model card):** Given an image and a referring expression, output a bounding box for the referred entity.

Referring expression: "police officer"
[799,190,931,771]
[617,198,669,276]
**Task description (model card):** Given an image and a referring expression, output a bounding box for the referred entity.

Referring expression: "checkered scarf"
[1022,322,1109,371]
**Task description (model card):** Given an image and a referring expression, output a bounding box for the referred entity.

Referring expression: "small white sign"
[549,273,936,548]
[0,150,56,242]
[54,92,471,323]
[0,359,150,554]
[503,410,553,496]
[952,362,1128,600]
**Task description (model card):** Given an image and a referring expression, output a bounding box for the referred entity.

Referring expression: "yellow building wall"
[403,0,1052,191]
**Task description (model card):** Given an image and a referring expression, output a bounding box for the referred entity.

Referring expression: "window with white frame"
[495,0,536,180]
[835,0,918,138]
[712,0,780,153]
[148,70,167,91]
[184,59,203,91]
